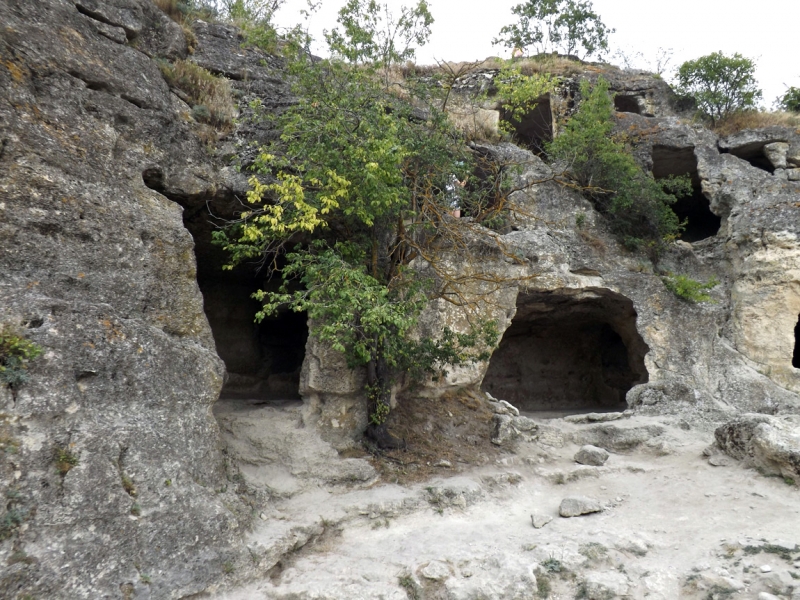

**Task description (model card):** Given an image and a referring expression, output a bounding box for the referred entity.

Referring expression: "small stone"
[491,414,518,446]
[259,513,267,521]
[759,592,780,600]
[421,560,451,581]
[559,496,603,518]
[531,513,553,529]
[574,445,610,466]
[708,455,733,467]
[434,459,452,468]
[513,416,538,432]
[760,564,773,573]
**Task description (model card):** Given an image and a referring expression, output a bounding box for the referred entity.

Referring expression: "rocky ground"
[207,396,800,600]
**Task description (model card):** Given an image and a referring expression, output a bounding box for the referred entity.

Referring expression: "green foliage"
[494,0,613,59]
[325,0,433,68]
[541,556,564,573]
[548,78,688,255]
[675,52,762,124]
[493,64,555,135]
[215,23,511,432]
[54,447,79,475]
[158,59,235,128]
[662,273,719,303]
[777,86,800,113]
[0,324,42,388]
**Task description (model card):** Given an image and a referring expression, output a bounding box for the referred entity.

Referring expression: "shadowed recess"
[185,205,308,401]
[502,95,552,155]
[614,94,642,115]
[481,288,649,412]
[652,145,721,242]
[794,315,800,369]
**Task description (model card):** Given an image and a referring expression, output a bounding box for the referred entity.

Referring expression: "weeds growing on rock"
[0,323,42,389]
[121,474,137,497]
[398,573,420,600]
[662,273,719,303]
[54,447,79,475]
[158,59,235,128]
[579,542,608,561]
[541,556,564,573]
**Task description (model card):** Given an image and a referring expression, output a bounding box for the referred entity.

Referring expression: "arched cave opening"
[614,94,642,115]
[651,145,721,242]
[501,95,553,155]
[793,315,800,369]
[481,289,649,413]
[181,202,308,402]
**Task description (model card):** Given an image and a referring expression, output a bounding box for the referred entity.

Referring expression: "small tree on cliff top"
[215,3,534,446]
[494,0,613,59]
[675,51,762,125]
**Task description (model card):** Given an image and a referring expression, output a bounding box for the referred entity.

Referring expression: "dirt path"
[211,403,800,599]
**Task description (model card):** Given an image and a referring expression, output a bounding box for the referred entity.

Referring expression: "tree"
[215,15,522,446]
[675,52,762,124]
[548,78,689,255]
[325,0,433,84]
[777,86,800,113]
[493,0,613,60]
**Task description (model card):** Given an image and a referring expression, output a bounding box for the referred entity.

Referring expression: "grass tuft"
[159,59,235,128]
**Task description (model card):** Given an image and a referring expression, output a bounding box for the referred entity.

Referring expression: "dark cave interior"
[502,95,553,155]
[651,145,721,242]
[181,203,308,401]
[481,289,649,412]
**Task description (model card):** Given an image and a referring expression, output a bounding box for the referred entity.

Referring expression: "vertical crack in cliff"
[651,145,721,242]
[481,288,649,412]
[794,315,800,369]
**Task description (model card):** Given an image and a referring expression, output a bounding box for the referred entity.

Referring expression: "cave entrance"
[481,289,649,412]
[182,204,308,401]
[614,94,643,115]
[722,142,779,173]
[652,145,721,242]
[501,95,552,155]
[794,315,800,369]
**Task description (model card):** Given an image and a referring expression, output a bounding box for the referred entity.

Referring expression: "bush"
[777,86,800,113]
[547,78,688,256]
[662,273,719,303]
[0,324,42,388]
[158,59,235,128]
[675,52,762,125]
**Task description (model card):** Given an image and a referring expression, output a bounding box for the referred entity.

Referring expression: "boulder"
[715,414,800,482]
[574,445,610,466]
[559,496,603,517]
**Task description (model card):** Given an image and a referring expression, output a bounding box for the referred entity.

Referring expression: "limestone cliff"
[1,1,799,597]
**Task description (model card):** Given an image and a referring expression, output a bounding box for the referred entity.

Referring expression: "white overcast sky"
[273,0,799,107]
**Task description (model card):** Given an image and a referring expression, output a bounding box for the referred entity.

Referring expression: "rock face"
[0,0,248,597]
[2,0,800,595]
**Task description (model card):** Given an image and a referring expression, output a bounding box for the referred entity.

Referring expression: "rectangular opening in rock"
[500,94,552,155]
[652,145,721,242]
[614,93,643,115]
[481,289,649,412]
